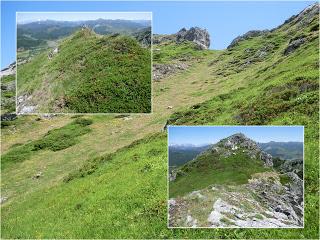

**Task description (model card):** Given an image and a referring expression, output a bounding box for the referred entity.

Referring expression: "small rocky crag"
[210,133,273,167]
[153,27,210,81]
[176,27,210,50]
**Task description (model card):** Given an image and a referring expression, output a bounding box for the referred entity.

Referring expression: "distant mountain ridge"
[259,141,303,160]
[169,144,211,167]
[17,19,151,49]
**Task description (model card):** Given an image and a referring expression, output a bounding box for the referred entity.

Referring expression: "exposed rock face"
[169,171,303,228]
[176,27,210,49]
[227,30,269,49]
[260,151,273,167]
[153,62,189,81]
[213,133,273,167]
[280,159,303,178]
[284,37,305,55]
[17,94,37,114]
[153,27,210,50]
[277,3,319,30]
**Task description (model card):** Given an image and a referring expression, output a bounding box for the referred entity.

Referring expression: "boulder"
[284,38,305,55]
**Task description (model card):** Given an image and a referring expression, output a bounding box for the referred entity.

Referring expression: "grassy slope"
[169,149,270,198]
[17,29,151,113]
[1,7,319,239]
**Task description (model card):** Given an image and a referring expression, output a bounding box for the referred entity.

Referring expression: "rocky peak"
[176,27,210,49]
[212,133,273,167]
[281,2,319,29]
[219,133,259,150]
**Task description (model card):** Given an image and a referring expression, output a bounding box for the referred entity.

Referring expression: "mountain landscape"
[169,144,211,167]
[16,19,152,113]
[169,133,303,228]
[259,141,303,160]
[1,3,319,239]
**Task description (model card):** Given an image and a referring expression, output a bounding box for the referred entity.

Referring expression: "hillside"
[1,3,319,239]
[169,133,303,227]
[17,28,151,113]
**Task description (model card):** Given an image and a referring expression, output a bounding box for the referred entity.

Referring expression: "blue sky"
[168,126,304,145]
[1,1,314,68]
[17,12,152,23]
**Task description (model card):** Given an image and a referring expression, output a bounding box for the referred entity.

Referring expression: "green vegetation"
[1,118,93,170]
[279,174,291,185]
[1,75,15,113]
[170,150,269,198]
[17,29,151,113]
[153,41,210,64]
[1,5,319,239]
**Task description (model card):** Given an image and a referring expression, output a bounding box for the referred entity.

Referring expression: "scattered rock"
[0,196,8,204]
[32,171,43,179]
[153,62,189,81]
[167,106,173,109]
[1,113,17,121]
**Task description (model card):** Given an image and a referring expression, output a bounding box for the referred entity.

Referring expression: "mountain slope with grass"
[1,3,319,239]
[17,28,151,113]
[169,133,303,228]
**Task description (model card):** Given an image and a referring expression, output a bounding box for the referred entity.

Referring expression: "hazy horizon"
[168,127,304,146]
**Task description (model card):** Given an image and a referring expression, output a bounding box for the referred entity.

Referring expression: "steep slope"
[17,28,151,113]
[169,134,303,228]
[1,3,319,239]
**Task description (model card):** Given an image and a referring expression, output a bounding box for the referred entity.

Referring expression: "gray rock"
[1,113,17,121]
[228,30,269,49]
[153,62,189,81]
[176,27,210,50]
[284,38,305,55]
[260,152,273,167]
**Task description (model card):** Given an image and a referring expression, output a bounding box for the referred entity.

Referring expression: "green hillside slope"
[17,28,151,113]
[1,3,319,239]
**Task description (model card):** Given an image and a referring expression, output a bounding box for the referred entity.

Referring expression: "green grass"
[1,118,93,170]
[1,7,319,239]
[279,174,292,185]
[17,29,151,113]
[153,40,211,64]
[170,150,269,198]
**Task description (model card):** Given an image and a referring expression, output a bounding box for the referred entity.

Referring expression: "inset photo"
[16,12,152,114]
[168,126,304,228]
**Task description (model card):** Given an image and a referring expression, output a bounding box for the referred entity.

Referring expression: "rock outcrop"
[153,62,189,81]
[227,30,269,49]
[176,27,210,49]
[153,27,210,50]
[284,37,305,55]
[213,133,274,167]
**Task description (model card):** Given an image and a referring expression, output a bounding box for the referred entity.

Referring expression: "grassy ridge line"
[17,29,151,113]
